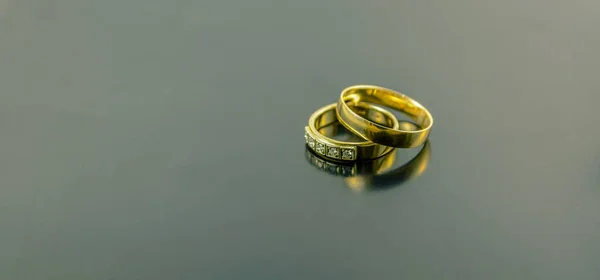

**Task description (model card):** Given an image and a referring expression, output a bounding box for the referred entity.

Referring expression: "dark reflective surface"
[1,1,599,279]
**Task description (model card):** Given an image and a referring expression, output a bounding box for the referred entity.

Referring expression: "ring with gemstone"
[305,102,398,161]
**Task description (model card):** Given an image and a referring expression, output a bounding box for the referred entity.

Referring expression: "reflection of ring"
[305,102,398,161]
[336,85,433,148]
[345,140,431,191]
[305,146,397,177]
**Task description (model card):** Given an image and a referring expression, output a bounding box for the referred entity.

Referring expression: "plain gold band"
[336,85,433,148]
[305,102,398,161]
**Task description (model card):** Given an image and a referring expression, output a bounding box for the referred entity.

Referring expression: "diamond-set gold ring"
[304,83,433,191]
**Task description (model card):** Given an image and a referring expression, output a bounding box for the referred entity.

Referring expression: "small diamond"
[308,137,315,148]
[316,142,326,155]
[327,146,340,158]
[304,132,308,143]
[341,148,355,160]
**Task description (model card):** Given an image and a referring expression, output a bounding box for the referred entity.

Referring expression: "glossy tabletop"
[1,1,599,279]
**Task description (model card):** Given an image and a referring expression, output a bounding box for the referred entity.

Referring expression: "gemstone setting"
[315,142,326,155]
[327,146,340,159]
[304,126,357,161]
[308,137,315,148]
[341,148,355,160]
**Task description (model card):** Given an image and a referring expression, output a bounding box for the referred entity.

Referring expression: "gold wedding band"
[305,102,398,161]
[336,85,433,148]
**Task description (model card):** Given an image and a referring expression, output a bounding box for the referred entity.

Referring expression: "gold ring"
[305,102,398,161]
[336,85,434,148]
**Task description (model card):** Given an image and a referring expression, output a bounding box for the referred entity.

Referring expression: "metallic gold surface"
[336,85,434,148]
[306,102,398,161]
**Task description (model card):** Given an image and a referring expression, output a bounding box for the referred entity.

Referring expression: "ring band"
[336,85,433,148]
[305,102,398,161]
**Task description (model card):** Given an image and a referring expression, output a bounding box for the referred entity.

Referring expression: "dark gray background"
[1,0,599,279]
